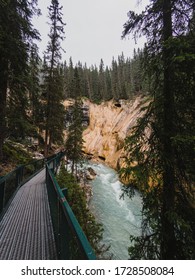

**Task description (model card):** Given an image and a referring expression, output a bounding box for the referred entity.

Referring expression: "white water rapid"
[86,162,142,260]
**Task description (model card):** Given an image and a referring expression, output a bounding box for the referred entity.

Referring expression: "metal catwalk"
[0,169,57,260]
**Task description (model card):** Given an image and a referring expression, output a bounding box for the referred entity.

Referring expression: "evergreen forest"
[0,0,194,260]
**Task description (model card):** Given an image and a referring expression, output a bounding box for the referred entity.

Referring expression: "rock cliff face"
[82,96,146,170]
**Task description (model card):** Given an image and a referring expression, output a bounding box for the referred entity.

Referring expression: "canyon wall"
[82,96,146,170]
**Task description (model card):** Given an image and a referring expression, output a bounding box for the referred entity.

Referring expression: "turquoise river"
[85,162,142,260]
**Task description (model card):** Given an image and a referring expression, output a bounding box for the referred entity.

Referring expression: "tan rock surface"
[82,96,146,169]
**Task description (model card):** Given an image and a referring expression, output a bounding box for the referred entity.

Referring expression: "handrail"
[46,155,96,260]
[0,152,64,214]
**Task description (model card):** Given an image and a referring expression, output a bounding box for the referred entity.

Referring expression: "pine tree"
[98,58,106,100]
[83,63,92,100]
[123,57,132,99]
[42,0,66,156]
[111,57,119,100]
[104,66,112,101]
[90,65,100,103]
[65,67,84,174]
[7,73,31,141]
[0,0,40,159]
[65,57,74,98]
[117,53,127,99]
[24,44,42,142]
[76,61,89,98]
[121,0,195,259]
[130,49,143,93]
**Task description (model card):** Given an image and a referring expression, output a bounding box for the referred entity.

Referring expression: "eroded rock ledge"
[82,96,147,170]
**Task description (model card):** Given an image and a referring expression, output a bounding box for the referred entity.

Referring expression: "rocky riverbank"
[78,165,97,204]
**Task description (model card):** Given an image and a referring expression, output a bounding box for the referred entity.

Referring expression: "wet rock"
[86,167,97,180]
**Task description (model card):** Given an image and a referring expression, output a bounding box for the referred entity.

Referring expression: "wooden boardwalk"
[0,169,57,260]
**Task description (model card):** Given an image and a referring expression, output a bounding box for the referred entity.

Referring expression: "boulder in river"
[86,167,97,180]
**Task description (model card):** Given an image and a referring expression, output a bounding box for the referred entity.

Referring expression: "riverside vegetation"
[56,164,111,259]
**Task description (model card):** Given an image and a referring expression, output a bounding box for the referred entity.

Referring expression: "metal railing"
[0,152,64,215]
[0,157,46,214]
[46,156,96,260]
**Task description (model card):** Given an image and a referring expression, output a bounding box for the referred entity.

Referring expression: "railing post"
[60,187,69,258]
[62,188,68,198]
[34,161,37,173]
[15,165,24,188]
[16,166,20,187]
[58,196,70,260]
[0,179,5,213]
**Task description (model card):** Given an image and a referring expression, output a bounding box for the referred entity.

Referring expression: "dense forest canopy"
[0,0,194,260]
[64,51,147,102]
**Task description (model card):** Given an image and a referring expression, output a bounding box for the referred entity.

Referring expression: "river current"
[85,161,142,260]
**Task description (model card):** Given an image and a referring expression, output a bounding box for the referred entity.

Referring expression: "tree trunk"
[0,60,8,161]
[44,127,49,157]
[161,0,176,259]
